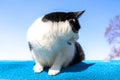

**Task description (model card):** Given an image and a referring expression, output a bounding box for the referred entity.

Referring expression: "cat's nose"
[74,34,79,40]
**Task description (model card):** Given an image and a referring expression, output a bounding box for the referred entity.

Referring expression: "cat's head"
[42,10,85,33]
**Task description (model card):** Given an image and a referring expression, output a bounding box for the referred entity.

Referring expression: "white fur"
[27,17,79,75]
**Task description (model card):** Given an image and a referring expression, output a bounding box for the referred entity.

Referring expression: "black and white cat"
[27,11,85,76]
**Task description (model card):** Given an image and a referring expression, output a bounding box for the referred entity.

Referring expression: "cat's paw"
[33,64,43,73]
[48,69,60,76]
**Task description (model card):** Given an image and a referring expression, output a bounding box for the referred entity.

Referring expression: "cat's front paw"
[48,69,60,76]
[33,64,43,73]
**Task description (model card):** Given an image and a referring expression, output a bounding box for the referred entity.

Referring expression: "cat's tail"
[69,42,85,66]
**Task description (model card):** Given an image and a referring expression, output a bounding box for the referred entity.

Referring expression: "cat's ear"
[73,10,85,19]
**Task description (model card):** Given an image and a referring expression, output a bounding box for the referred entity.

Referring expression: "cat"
[27,10,85,76]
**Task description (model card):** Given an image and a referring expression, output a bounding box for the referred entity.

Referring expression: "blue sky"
[0,0,120,60]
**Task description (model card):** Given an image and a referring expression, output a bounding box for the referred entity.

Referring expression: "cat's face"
[42,10,85,33]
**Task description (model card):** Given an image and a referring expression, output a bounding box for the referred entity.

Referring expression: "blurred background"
[0,0,120,60]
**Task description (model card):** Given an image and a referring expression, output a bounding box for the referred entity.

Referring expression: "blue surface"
[0,60,120,80]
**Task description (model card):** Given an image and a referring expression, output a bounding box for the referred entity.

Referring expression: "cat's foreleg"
[33,61,44,73]
[48,52,64,76]
[31,50,44,73]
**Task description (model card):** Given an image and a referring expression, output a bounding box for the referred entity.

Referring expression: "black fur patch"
[42,12,80,33]
[69,42,85,66]
[28,42,33,51]
[42,12,75,22]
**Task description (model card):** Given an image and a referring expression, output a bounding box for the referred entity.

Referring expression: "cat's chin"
[67,41,72,45]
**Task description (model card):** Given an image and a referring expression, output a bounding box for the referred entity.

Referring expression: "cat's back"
[27,12,74,39]
[27,16,51,41]
[27,12,73,51]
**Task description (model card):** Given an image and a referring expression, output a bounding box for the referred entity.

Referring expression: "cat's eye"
[69,19,80,33]
[69,19,75,23]
[69,19,76,26]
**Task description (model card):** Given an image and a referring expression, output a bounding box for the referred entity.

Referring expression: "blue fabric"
[0,60,120,80]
